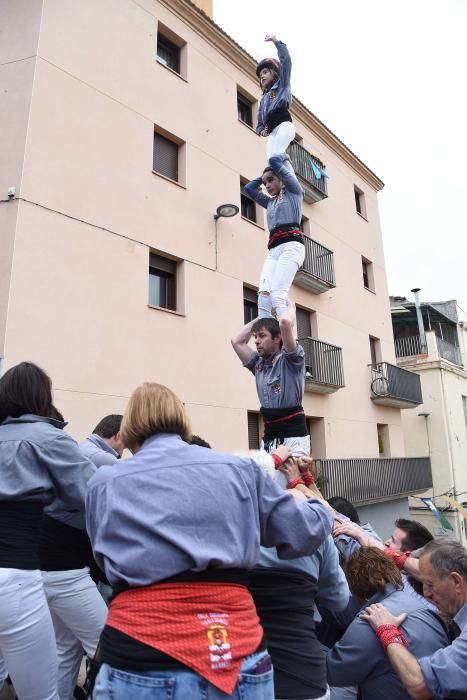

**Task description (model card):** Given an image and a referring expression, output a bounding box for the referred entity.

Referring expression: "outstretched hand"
[279,457,301,483]
[264,34,278,42]
[360,603,408,631]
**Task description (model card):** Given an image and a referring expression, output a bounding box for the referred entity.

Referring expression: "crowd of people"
[1,33,467,700]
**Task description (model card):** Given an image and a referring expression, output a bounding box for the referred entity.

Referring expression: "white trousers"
[258,241,305,318]
[42,568,108,700]
[267,121,296,159]
[262,435,311,491]
[0,568,60,700]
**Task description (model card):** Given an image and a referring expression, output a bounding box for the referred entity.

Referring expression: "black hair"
[251,317,281,339]
[92,414,123,438]
[395,518,433,552]
[50,406,65,422]
[0,361,54,423]
[190,435,211,448]
[328,496,361,525]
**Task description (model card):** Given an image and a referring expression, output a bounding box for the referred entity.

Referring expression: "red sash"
[106,582,263,694]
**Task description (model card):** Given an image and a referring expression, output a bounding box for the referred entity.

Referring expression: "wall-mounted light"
[214,203,239,220]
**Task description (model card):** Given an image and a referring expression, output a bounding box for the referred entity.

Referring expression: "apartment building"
[0,0,430,535]
[392,294,467,544]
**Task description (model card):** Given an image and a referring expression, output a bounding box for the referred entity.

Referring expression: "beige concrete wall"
[2,0,406,460]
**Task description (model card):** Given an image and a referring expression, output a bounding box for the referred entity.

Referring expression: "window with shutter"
[247,412,260,450]
[296,307,311,340]
[237,92,253,127]
[240,178,256,223]
[149,253,177,310]
[243,287,257,324]
[153,133,179,181]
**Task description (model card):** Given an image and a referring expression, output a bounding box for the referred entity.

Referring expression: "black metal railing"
[436,336,463,366]
[394,335,427,358]
[299,337,344,388]
[317,457,432,505]
[301,236,336,288]
[370,362,422,405]
[287,141,328,198]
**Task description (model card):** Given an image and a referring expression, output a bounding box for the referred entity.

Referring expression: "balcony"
[294,236,336,294]
[287,141,328,204]
[395,331,463,368]
[370,362,422,408]
[299,337,344,393]
[317,457,432,506]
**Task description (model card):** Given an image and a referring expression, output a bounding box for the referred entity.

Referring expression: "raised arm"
[243,176,270,209]
[265,35,292,87]
[279,298,297,352]
[231,318,258,365]
[269,154,303,195]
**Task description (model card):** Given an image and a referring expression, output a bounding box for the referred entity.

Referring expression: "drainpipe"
[411,288,427,351]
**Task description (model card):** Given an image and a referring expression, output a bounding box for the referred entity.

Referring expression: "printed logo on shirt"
[271,382,281,395]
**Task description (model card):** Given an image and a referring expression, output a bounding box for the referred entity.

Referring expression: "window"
[369,336,381,365]
[377,424,390,457]
[354,186,367,218]
[463,396,467,433]
[296,307,312,340]
[299,215,310,236]
[247,412,260,450]
[153,129,183,183]
[243,287,257,324]
[240,178,256,223]
[157,33,180,73]
[362,257,374,291]
[149,253,176,310]
[237,91,253,127]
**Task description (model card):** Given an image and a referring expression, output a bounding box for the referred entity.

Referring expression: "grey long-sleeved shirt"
[256,40,292,135]
[326,585,450,699]
[243,154,304,233]
[0,414,96,528]
[86,433,333,587]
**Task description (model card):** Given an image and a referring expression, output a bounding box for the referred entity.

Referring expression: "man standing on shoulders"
[79,414,123,467]
[231,299,310,466]
[362,539,467,699]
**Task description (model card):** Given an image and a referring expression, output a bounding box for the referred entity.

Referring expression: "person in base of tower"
[231,300,310,469]
[256,35,295,160]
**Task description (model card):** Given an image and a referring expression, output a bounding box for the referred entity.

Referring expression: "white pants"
[258,241,305,318]
[42,568,108,700]
[0,568,60,700]
[267,121,296,159]
[262,435,311,491]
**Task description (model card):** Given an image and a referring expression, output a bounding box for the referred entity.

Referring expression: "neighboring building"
[391,295,467,544]
[0,0,430,535]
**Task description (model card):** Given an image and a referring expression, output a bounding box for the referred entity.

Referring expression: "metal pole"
[411,287,427,352]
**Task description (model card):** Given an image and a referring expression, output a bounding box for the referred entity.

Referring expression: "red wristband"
[385,549,411,570]
[302,473,316,486]
[375,624,409,651]
[271,453,283,470]
[288,477,306,489]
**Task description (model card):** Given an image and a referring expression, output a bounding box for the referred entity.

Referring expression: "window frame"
[362,257,375,292]
[243,286,258,325]
[153,126,186,187]
[240,177,257,224]
[156,33,181,74]
[237,90,254,128]
[156,23,187,80]
[354,185,367,219]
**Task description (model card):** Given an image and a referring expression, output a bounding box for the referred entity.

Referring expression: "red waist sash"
[106,582,263,694]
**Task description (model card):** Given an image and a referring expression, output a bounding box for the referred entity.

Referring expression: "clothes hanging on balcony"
[310,159,329,180]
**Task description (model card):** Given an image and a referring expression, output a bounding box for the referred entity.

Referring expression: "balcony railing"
[287,141,328,204]
[394,335,427,358]
[370,362,422,408]
[317,457,432,506]
[294,236,336,294]
[436,336,463,366]
[299,337,344,393]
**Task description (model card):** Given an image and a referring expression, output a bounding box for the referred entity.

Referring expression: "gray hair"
[421,539,467,580]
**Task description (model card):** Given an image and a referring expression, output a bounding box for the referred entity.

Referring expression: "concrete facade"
[1,0,411,519]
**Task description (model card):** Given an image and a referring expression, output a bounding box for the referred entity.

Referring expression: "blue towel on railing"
[310,159,329,180]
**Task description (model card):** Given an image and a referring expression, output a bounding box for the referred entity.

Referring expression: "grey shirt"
[0,414,95,528]
[244,344,305,409]
[419,601,467,699]
[243,154,304,232]
[326,585,450,699]
[86,433,333,586]
[79,434,119,467]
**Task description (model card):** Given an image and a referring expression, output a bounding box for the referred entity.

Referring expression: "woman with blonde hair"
[87,382,333,699]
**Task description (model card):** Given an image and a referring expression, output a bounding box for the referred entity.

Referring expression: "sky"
[214,0,467,316]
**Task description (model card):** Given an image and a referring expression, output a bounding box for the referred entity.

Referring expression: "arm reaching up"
[231,318,258,365]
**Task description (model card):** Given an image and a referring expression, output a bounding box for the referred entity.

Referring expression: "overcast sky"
[214,0,467,316]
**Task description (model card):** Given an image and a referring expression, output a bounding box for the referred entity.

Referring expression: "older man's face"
[420,555,461,619]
